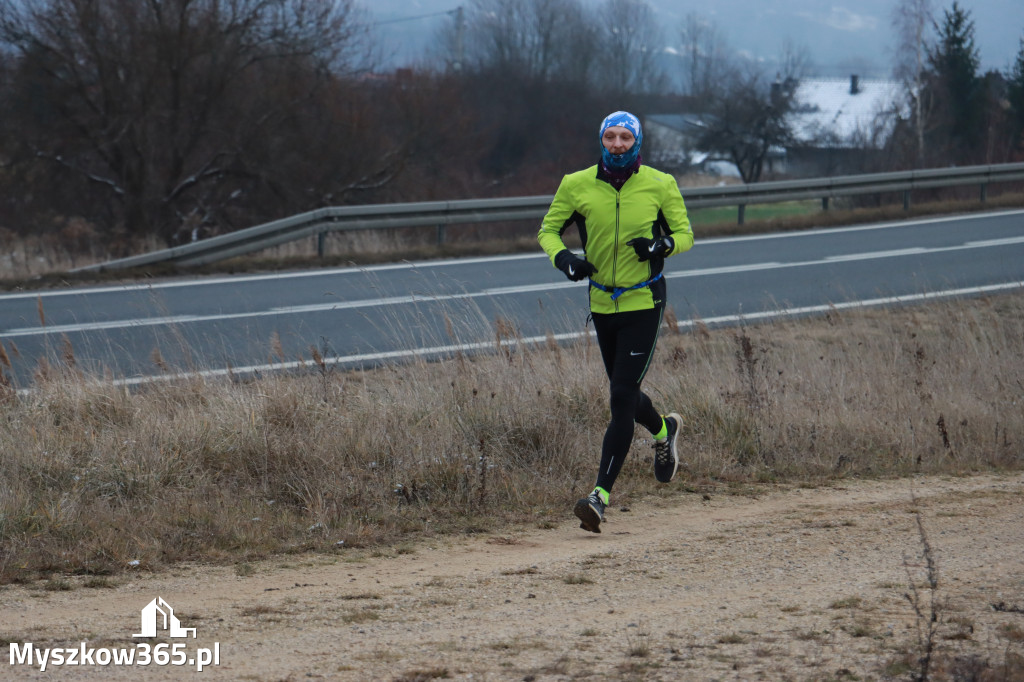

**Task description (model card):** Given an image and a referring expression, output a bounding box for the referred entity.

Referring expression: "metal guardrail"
[76,162,1024,271]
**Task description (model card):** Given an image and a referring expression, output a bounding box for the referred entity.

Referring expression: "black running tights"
[590,305,665,493]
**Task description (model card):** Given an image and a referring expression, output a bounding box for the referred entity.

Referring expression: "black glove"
[554,249,598,282]
[626,236,674,262]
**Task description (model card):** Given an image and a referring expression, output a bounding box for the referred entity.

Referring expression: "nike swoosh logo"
[568,265,575,276]
[630,351,643,356]
[648,244,657,253]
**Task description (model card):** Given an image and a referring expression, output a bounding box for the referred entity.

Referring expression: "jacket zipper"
[613,192,621,312]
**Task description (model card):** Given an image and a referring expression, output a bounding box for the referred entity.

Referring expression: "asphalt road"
[2,209,1023,388]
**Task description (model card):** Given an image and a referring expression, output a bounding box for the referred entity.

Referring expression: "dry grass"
[0,226,164,282]
[0,292,1022,584]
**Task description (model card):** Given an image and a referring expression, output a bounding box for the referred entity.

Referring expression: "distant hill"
[368,0,1022,79]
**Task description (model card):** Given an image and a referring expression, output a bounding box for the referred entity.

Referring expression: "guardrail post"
[317,231,326,258]
[980,183,988,203]
[822,197,829,212]
[737,204,746,225]
[437,224,446,245]
[903,190,911,211]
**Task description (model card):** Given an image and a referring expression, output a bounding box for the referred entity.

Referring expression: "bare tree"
[460,0,599,85]
[558,3,601,87]
[678,12,730,98]
[434,0,609,179]
[892,0,934,166]
[455,0,668,96]
[696,66,799,183]
[0,0,374,243]
[777,38,812,83]
[595,0,666,96]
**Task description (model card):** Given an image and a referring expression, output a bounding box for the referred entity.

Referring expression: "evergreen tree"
[1008,36,1024,152]
[925,2,982,162]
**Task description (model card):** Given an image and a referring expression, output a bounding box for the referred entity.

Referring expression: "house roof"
[790,77,906,148]
[644,114,706,134]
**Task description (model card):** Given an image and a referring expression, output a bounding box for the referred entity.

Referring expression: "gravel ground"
[3,472,1023,681]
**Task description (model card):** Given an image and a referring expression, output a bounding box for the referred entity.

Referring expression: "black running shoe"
[573,490,606,533]
[653,413,681,483]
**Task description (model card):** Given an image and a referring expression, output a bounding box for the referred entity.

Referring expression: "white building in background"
[645,75,908,179]
[785,75,907,177]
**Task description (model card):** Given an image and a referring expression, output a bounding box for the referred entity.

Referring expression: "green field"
[688,199,822,226]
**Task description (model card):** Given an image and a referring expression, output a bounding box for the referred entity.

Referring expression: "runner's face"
[602,126,635,155]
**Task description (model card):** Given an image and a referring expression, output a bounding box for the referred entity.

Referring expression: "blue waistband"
[589,272,663,301]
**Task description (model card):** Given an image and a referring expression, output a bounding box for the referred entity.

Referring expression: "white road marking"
[94,280,1023,389]
[2,208,1022,301]
[4,236,1024,338]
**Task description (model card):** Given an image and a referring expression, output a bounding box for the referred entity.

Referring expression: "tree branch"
[34,150,125,196]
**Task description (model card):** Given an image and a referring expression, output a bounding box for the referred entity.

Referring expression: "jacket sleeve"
[537,175,578,266]
[661,175,694,257]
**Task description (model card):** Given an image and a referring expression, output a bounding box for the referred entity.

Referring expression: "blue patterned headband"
[599,111,642,169]
[600,111,642,139]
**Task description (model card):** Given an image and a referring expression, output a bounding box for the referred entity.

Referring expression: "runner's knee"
[609,383,640,422]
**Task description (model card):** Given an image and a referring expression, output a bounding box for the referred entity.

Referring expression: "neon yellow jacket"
[538,165,693,314]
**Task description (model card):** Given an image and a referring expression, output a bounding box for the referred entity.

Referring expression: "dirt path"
[4,473,1024,680]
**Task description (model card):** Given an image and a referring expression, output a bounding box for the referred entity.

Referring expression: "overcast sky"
[371,0,1023,78]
